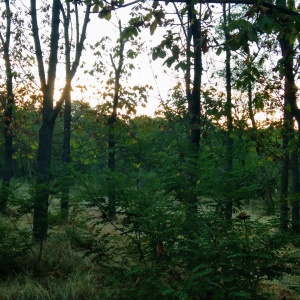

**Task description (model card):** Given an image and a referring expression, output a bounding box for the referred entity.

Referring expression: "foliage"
[71,169,297,300]
[2,0,300,298]
[0,234,100,300]
[0,221,32,274]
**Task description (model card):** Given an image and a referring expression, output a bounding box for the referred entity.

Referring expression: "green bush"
[76,170,296,300]
[0,222,32,274]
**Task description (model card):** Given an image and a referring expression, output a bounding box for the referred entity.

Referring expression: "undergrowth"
[1,174,300,299]
[0,233,100,300]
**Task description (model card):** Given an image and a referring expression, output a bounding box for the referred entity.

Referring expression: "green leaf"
[152,47,166,60]
[93,4,99,13]
[150,19,158,36]
[175,61,187,71]
[257,16,274,34]
[163,57,175,68]
[98,7,111,20]
[255,100,264,110]
[158,50,167,58]
[216,47,223,56]
[247,27,258,42]
[105,12,111,21]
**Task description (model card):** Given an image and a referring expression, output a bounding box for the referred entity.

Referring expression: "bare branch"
[30,0,46,89]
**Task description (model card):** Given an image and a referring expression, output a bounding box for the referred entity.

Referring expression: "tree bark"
[279,35,296,231]
[0,0,14,213]
[183,2,202,220]
[61,2,72,223]
[280,26,300,232]
[223,3,233,222]
[107,20,125,219]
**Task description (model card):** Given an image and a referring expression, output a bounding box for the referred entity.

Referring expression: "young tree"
[223,3,233,221]
[106,21,126,219]
[0,0,14,212]
[60,1,90,222]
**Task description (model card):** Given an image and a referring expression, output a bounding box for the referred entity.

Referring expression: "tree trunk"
[223,3,233,222]
[33,118,55,240]
[282,40,300,233]
[248,83,275,214]
[0,0,14,213]
[61,87,71,222]
[61,2,72,223]
[280,118,291,232]
[279,11,300,233]
[106,21,125,220]
[184,3,202,219]
[290,133,300,233]
[279,35,295,231]
[107,113,117,219]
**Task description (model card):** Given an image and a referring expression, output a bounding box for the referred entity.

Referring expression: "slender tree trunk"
[290,128,300,233]
[61,87,71,222]
[107,21,125,219]
[61,2,72,223]
[33,118,55,240]
[279,9,300,230]
[280,115,291,232]
[248,83,275,214]
[184,3,202,219]
[282,43,300,233]
[188,9,201,149]
[107,112,117,219]
[0,0,14,213]
[223,3,233,222]
[279,36,295,231]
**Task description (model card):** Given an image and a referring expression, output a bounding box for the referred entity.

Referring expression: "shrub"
[0,222,32,275]
[77,171,297,300]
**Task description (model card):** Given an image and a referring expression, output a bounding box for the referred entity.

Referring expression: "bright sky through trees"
[0,1,284,121]
[68,7,179,116]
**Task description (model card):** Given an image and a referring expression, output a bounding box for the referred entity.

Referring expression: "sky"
[0,1,227,118]
[1,1,280,122]
[0,1,178,117]
[70,5,181,117]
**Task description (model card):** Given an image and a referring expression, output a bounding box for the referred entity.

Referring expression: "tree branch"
[51,2,91,121]
[47,0,61,102]
[30,0,46,89]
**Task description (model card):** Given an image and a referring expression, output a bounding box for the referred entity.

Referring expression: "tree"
[0,0,14,212]
[223,3,233,221]
[278,11,299,232]
[30,0,91,242]
[60,1,90,223]
[106,21,126,219]
[87,20,150,219]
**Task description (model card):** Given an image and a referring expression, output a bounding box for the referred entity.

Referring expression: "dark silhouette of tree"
[30,0,90,243]
[0,0,14,212]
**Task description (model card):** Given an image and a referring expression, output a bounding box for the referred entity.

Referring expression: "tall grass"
[0,233,101,300]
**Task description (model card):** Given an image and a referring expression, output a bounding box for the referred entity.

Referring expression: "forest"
[1,0,300,299]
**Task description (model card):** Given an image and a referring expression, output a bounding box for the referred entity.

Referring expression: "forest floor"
[0,184,300,299]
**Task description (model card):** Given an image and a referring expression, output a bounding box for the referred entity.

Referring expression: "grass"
[0,233,101,300]
[1,183,300,300]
